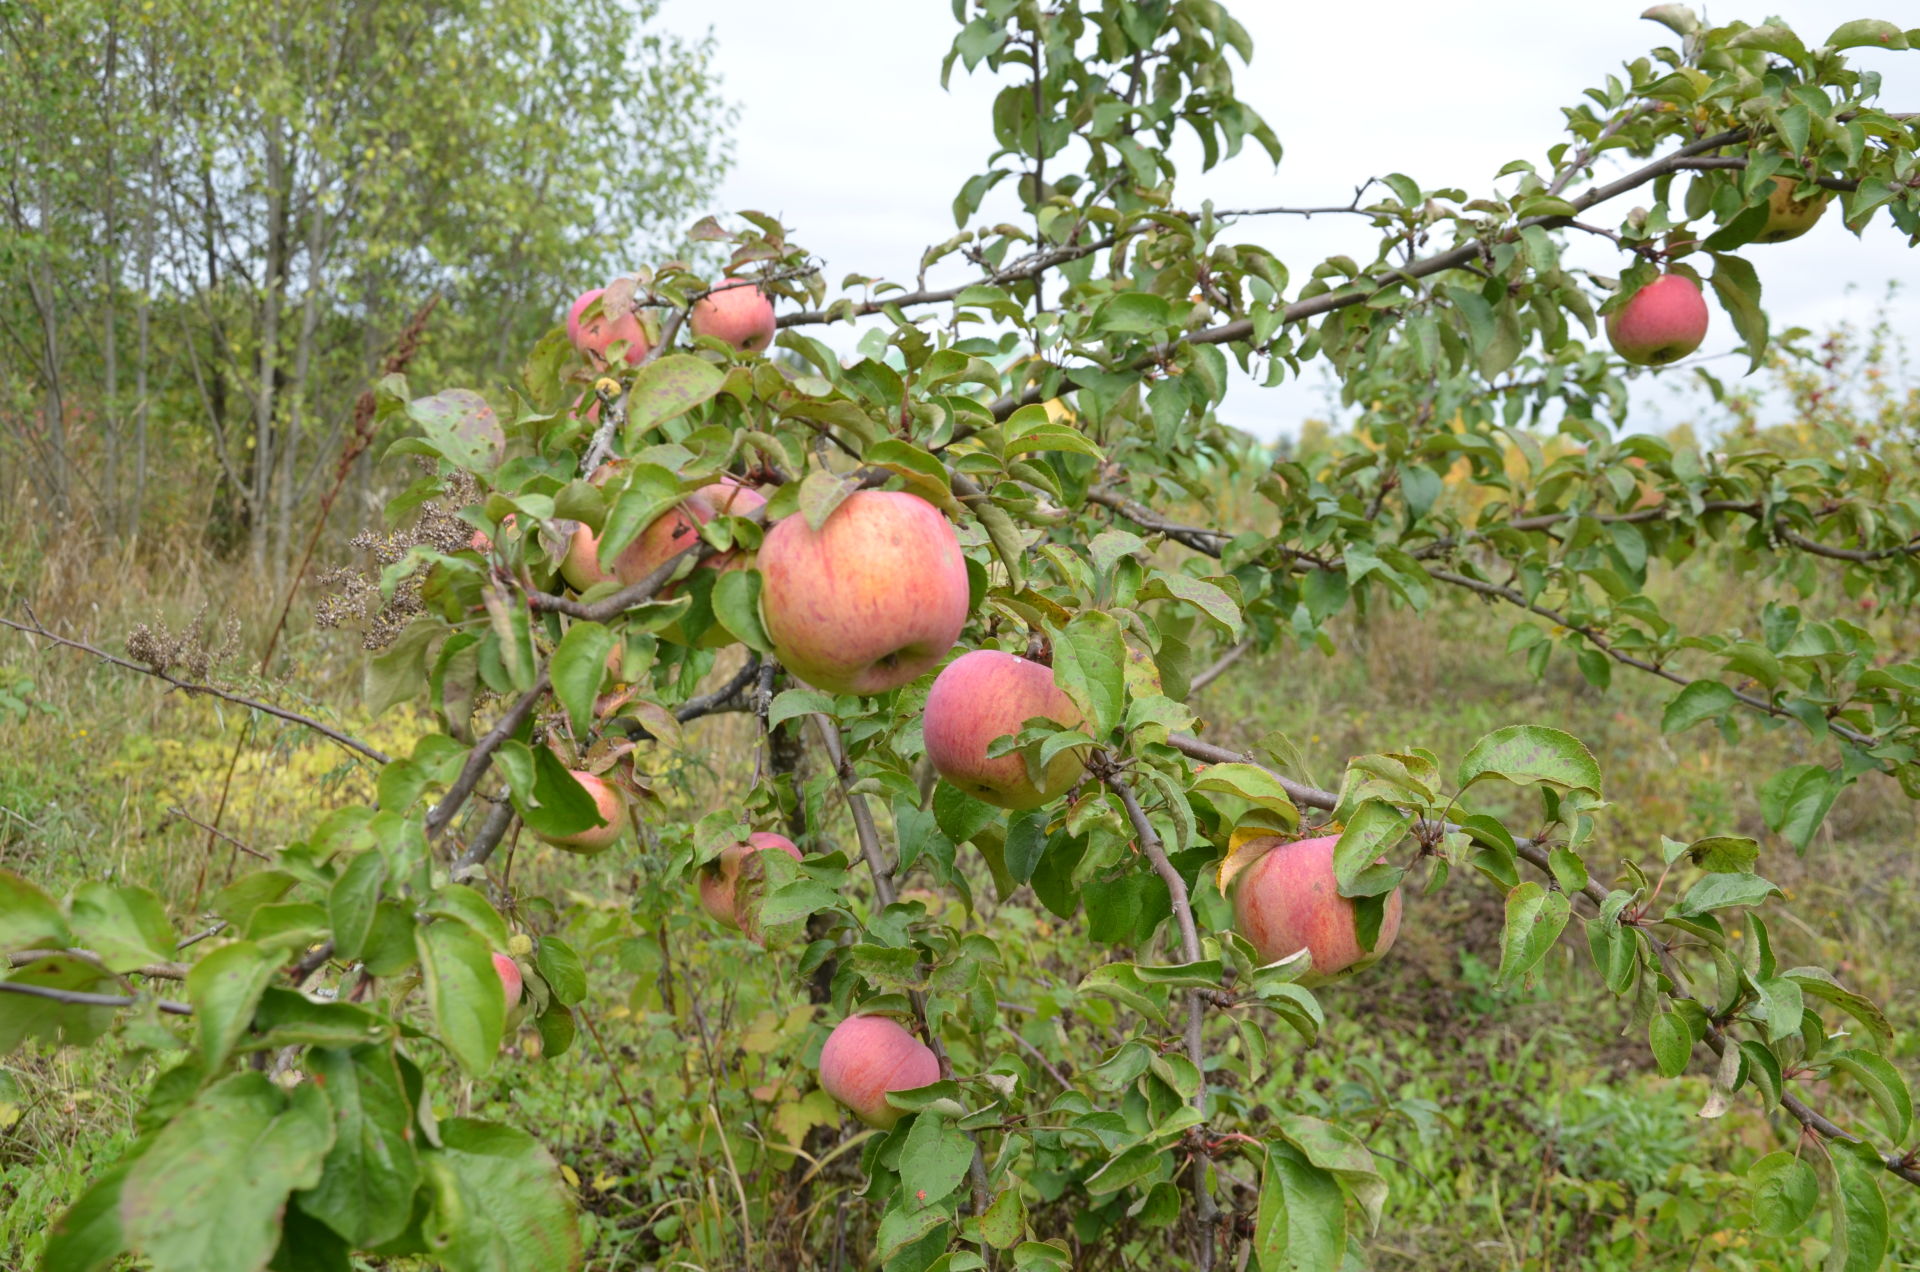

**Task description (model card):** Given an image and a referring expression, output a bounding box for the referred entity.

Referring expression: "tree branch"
[0,979,191,1015]
[1102,761,1216,1269]
[0,613,389,765]
[1161,731,1920,1189]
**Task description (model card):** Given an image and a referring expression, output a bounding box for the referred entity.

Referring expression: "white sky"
[659,1,1920,441]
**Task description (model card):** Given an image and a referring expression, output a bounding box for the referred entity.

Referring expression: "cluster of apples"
[491,276,1405,1126]
[1605,175,1829,366]
[1605,171,1827,368]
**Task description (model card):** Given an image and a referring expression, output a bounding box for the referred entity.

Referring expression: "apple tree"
[9,3,1920,1269]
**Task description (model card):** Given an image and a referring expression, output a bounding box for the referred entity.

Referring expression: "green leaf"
[900,1110,973,1206]
[1252,1143,1346,1272]
[1661,680,1737,735]
[1332,800,1411,895]
[1649,1012,1692,1077]
[1824,1139,1889,1272]
[1752,975,1804,1043]
[1786,966,1894,1048]
[0,956,119,1053]
[417,921,504,1077]
[712,569,774,653]
[1829,1051,1912,1143]
[1686,836,1759,873]
[300,1046,420,1247]
[979,1188,1025,1248]
[1759,764,1839,851]
[973,497,1028,592]
[1826,19,1908,50]
[768,688,837,731]
[1004,808,1048,886]
[423,883,511,951]
[0,868,70,952]
[798,468,860,532]
[535,937,587,1007]
[1005,419,1104,460]
[406,389,502,471]
[1191,764,1299,825]
[42,1157,133,1272]
[1457,725,1601,794]
[1497,883,1571,986]
[1274,1115,1386,1232]
[623,353,723,442]
[120,1073,335,1272]
[551,622,615,739]
[67,882,174,972]
[514,749,605,841]
[417,1118,581,1271]
[1084,1144,1164,1197]
[1748,1151,1817,1238]
[1049,611,1127,737]
[188,940,282,1074]
[1709,254,1768,372]
[1671,873,1782,917]
[1139,571,1244,640]
[329,852,387,963]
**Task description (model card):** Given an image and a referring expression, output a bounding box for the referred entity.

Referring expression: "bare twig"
[166,806,269,860]
[0,613,389,765]
[0,980,191,1015]
[1188,639,1253,694]
[8,950,189,980]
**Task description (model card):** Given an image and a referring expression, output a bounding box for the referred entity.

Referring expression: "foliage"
[7,2,1920,1270]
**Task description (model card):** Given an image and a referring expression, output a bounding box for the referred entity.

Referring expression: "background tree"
[6,3,1920,1270]
[0,0,732,575]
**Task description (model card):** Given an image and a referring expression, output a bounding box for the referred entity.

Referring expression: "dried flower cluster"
[315,473,480,650]
[125,605,242,681]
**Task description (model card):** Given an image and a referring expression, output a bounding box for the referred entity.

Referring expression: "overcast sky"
[657,1,1920,441]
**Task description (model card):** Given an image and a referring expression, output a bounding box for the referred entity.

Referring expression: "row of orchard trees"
[9,3,1920,1269]
[0,0,729,578]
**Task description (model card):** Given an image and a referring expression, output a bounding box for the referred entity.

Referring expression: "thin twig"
[0,980,190,1015]
[0,614,389,764]
[166,806,270,860]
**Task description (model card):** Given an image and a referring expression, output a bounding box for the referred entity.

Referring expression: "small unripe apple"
[698,832,803,931]
[1757,175,1831,244]
[690,282,777,353]
[818,1014,941,1129]
[492,952,524,1007]
[567,287,650,366]
[1230,834,1403,986]
[923,650,1083,809]
[758,490,972,696]
[1606,274,1708,366]
[535,769,628,854]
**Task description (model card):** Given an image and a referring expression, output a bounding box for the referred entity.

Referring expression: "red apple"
[757,490,971,696]
[1230,834,1403,985]
[690,281,777,353]
[924,650,1084,809]
[492,952,524,1007]
[535,769,628,854]
[567,287,650,366]
[613,481,767,590]
[818,1014,941,1129]
[560,523,617,591]
[698,831,803,931]
[1606,274,1708,367]
[1757,175,1831,244]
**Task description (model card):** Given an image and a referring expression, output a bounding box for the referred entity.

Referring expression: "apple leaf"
[188,940,281,1074]
[1709,254,1768,372]
[1497,882,1570,987]
[416,920,504,1077]
[0,868,70,952]
[1251,1143,1346,1272]
[1826,19,1908,50]
[900,1110,974,1207]
[300,1046,420,1247]
[416,1119,582,1271]
[329,850,387,962]
[621,353,723,444]
[1458,725,1602,794]
[712,568,775,654]
[120,1073,334,1272]
[1748,1151,1817,1238]
[550,621,616,739]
